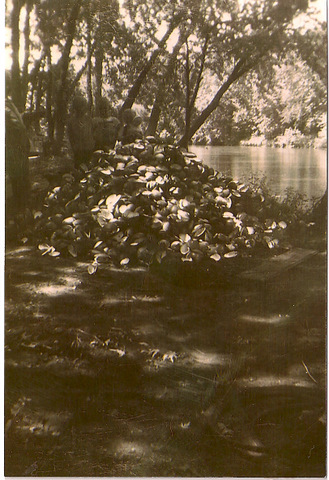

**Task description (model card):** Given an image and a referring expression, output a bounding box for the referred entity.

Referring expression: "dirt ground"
[4,156,327,477]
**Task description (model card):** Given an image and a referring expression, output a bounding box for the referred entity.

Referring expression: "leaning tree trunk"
[183,34,209,143]
[120,15,182,116]
[146,31,188,136]
[178,59,249,148]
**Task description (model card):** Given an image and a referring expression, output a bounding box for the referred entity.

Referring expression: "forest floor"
[4,155,327,477]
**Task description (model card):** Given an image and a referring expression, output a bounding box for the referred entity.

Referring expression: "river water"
[190,146,327,200]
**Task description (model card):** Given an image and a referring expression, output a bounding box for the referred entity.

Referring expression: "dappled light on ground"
[237,313,291,325]
[237,375,317,388]
[5,247,326,476]
[187,350,231,366]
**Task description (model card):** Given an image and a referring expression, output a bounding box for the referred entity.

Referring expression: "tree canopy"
[5,0,326,151]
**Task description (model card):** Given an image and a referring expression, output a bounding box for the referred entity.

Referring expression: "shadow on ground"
[5,242,326,477]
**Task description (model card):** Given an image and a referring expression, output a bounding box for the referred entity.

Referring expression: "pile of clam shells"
[35,138,287,273]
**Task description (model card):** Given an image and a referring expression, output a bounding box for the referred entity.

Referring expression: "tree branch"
[178,58,248,147]
[120,14,182,115]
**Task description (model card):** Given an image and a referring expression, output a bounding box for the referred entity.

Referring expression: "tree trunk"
[146,97,161,136]
[120,16,181,116]
[22,1,32,109]
[10,0,23,110]
[69,60,88,98]
[312,189,327,227]
[34,65,45,132]
[94,46,103,116]
[86,6,93,111]
[146,31,188,136]
[45,45,54,144]
[53,0,82,152]
[189,34,209,114]
[178,60,248,148]
[184,41,191,148]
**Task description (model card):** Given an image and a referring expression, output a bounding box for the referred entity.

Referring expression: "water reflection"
[191,146,327,199]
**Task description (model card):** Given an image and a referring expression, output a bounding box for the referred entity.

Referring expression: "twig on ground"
[302,360,318,384]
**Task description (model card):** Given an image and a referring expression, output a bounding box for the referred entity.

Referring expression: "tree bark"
[69,60,89,98]
[146,96,161,136]
[10,0,23,110]
[184,41,191,147]
[94,45,103,116]
[22,1,32,109]
[45,44,54,144]
[189,34,209,114]
[53,0,83,151]
[146,31,188,135]
[86,5,93,111]
[178,59,249,148]
[120,15,181,115]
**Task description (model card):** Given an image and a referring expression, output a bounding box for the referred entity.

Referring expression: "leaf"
[156,251,167,263]
[238,184,249,193]
[106,194,121,211]
[49,250,60,257]
[226,197,232,208]
[179,198,190,209]
[180,244,190,255]
[88,264,98,275]
[68,245,77,257]
[224,251,238,258]
[120,257,130,266]
[246,226,255,235]
[93,241,103,249]
[38,243,50,252]
[177,210,190,222]
[109,348,126,357]
[94,253,109,263]
[231,190,241,197]
[62,217,75,225]
[162,352,177,363]
[180,421,191,429]
[192,224,206,237]
[101,168,114,175]
[222,212,234,219]
[279,221,287,229]
[79,163,89,172]
[150,349,160,358]
[33,211,43,219]
[179,233,191,243]
[162,221,170,232]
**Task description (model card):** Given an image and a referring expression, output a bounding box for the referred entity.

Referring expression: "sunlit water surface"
[191,146,327,200]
